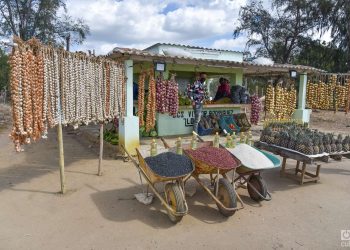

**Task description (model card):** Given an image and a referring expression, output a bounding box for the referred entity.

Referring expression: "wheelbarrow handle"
[160,137,171,149]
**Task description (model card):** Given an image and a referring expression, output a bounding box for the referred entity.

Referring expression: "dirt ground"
[0,107,350,250]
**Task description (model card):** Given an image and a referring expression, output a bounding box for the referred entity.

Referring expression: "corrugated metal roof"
[109,47,325,74]
[144,43,243,54]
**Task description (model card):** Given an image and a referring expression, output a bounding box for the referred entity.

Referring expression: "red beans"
[185,146,239,169]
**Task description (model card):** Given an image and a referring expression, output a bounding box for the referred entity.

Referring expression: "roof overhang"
[108,47,326,75]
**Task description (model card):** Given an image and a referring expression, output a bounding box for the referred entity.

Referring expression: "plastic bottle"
[176,137,183,155]
[231,132,236,148]
[247,131,253,146]
[213,132,220,148]
[150,139,157,156]
[226,133,232,148]
[240,132,245,144]
[191,133,197,150]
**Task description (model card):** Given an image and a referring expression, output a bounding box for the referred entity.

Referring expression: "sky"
[66,0,262,55]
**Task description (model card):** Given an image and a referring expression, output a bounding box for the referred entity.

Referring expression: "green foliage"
[327,0,350,68]
[0,0,89,48]
[234,0,324,64]
[0,48,9,90]
[103,129,119,145]
[234,0,350,71]
[293,38,348,72]
[178,95,191,106]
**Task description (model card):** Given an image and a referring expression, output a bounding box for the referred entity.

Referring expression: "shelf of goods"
[156,104,250,136]
[257,122,350,184]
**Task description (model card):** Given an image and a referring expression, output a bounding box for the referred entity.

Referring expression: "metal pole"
[98,123,104,176]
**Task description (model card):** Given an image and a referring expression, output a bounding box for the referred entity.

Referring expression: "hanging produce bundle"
[167,74,179,117]
[156,76,168,113]
[145,69,156,132]
[265,84,274,114]
[250,95,261,125]
[59,52,125,127]
[156,74,179,117]
[9,37,126,151]
[138,72,146,126]
[346,78,350,114]
[287,86,297,117]
[306,74,350,112]
[264,83,297,120]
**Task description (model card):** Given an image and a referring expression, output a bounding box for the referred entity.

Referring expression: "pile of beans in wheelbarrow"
[145,152,193,177]
[185,146,239,169]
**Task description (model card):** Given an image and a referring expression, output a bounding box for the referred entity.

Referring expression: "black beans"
[145,152,194,177]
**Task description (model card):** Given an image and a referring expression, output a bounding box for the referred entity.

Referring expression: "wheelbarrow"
[122,146,194,223]
[161,138,244,217]
[225,143,281,202]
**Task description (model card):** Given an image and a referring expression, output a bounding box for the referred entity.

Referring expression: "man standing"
[187,72,207,133]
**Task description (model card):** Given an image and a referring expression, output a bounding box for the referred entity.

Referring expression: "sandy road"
[0,110,350,249]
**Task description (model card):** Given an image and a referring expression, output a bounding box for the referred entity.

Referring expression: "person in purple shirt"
[187,72,207,133]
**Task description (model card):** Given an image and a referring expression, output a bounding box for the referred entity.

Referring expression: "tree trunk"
[66,34,70,51]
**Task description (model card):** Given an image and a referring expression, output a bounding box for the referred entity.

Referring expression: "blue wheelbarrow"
[225,144,281,202]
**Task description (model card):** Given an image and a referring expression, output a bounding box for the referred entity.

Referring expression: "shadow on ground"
[90,177,250,228]
[0,127,109,193]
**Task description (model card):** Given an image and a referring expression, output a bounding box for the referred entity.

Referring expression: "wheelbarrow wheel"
[248,175,267,202]
[215,178,237,217]
[165,183,185,223]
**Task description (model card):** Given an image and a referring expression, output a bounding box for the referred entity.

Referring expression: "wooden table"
[255,142,350,185]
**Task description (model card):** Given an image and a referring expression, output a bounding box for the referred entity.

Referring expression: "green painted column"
[232,69,243,86]
[298,73,307,109]
[125,60,134,116]
[119,60,140,155]
[292,72,312,123]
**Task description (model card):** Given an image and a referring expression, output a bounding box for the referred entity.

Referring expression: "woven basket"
[186,153,233,175]
[183,141,237,175]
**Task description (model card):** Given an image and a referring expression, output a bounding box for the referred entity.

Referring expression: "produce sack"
[219,115,240,134]
[198,116,214,136]
[233,113,251,132]
[231,85,242,104]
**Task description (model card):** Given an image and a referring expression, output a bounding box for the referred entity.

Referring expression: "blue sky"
[67,0,250,54]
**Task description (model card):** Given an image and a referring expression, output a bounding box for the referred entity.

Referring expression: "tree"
[0,0,90,48]
[0,48,9,90]
[327,0,350,71]
[234,0,329,64]
[293,38,347,72]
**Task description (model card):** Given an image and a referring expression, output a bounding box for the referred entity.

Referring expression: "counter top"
[179,104,251,109]
[133,101,250,110]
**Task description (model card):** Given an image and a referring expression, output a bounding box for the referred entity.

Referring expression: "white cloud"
[65,0,247,54]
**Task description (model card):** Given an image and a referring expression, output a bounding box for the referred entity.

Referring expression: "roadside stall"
[109,43,325,150]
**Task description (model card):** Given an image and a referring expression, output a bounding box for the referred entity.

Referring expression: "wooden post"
[57,123,65,194]
[295,161,300,175]
[280,157,287,177]
[98,123,104,176]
